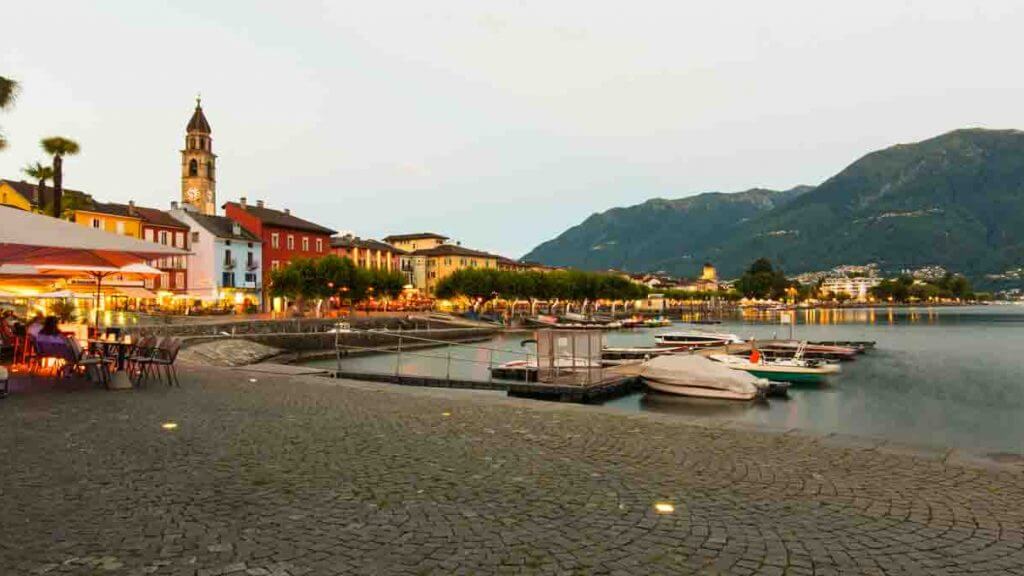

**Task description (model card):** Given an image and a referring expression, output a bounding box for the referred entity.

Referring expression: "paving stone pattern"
[1,365,1023,575]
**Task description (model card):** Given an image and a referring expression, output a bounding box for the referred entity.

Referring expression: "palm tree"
[22,161,54,209]
[0,76,18,151]
[40,137,80,218]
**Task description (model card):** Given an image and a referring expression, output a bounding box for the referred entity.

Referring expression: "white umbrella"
[0,205,186,267]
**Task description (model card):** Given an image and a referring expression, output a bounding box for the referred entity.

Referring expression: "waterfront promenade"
[2,365,1023,575]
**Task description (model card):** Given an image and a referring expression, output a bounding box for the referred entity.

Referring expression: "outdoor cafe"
[0,205,188,395]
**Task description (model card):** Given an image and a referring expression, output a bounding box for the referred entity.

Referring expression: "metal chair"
[127,335,159,385]
[149,338,182,386]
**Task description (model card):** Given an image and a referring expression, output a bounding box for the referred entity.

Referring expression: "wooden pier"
[330,363,642,404]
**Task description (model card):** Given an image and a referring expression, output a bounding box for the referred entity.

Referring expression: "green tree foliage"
[733,258,794,299]
[0,75,18,151]
[434,269,650,302]
[269,255,407,311]
[40,136,80,218]
[869,273,974,302]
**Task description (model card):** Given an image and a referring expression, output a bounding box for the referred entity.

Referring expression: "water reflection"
[638,391,772,417]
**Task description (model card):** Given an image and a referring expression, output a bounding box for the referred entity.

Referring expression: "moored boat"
[643,316,673,328]
[654,330,744,349]
[601,346,686,366]
[756,341,858,361]
[640,355,767,400]
[709,350,840,384]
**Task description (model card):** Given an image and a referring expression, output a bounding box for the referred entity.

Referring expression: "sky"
[2,1,1023,258]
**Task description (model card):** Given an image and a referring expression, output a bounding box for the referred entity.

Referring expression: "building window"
[189,159,198,176]
[160,273,170,288]
[91,218,100,228]
[145,229,155,242]
[191,231,199,242]
[175,232,184,247]
[315,238,323,253]
[159,231,168,245]
[245,273,257,284]
[222,272,234,287]
[287,235,294,250]
[224,249,232,266]
[271,260,280,270]
[302,237,309,251]
[207,160,214,179]
[175,272,184,288]
[271,233,279,249]
[116,221,125,235]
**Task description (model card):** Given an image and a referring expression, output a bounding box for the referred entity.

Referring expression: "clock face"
[185,187,202,202]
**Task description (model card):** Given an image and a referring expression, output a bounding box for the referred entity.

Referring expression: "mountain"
[524,186,811,274]
[523,129,1024,281]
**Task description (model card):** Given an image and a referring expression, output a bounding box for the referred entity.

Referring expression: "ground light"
[654,502,675,514]
[442,412,451,417]
[161,422,178,430]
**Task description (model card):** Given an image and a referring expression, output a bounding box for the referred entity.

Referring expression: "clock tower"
[181,97,216,215]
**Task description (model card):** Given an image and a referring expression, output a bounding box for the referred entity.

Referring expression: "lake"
[303,305,1024,455]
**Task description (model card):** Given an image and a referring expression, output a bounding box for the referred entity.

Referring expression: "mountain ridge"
[522,128,1024,281]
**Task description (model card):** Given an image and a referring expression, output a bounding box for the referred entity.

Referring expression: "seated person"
[25,313,45,338]
[35,316,75,364]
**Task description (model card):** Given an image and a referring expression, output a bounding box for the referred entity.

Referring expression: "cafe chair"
[149,338,182,387]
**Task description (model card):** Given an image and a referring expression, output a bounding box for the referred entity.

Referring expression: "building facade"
[412,244,498,295]
[169,205,262,307]
[72,201,143,238]
[223,198,335,309]
[330,235,403,272]
[181,98,217,215]
[821,276,881,301]
[135,206,190,294]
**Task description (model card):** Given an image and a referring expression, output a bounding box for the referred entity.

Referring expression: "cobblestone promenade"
[1,364,1023,575]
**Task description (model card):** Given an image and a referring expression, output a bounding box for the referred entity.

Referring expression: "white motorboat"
[601,346,687,366]
[640,354,767,400]
[654,330,744,349]
[708,351,840,384]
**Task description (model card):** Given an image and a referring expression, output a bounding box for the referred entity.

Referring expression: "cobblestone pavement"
[1,364,1023,576]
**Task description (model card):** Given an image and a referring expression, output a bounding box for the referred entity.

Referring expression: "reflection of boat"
[640,390,770,417]
[654,330,744,349]
[640,355,767,400]
[709,349,840,384]
[601,346,686,366]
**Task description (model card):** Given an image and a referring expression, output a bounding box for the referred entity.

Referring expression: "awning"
[114,286,157,299]
[0,205,188,267]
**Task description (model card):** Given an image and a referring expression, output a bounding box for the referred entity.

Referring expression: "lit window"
[302,237,309,251]
[271,260,279,270]
[287,235,294,250]
[316,238,323,252]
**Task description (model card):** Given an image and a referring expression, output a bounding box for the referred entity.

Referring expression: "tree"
[40,137,80,218]
[0,76,18,151]
[21,161,54,209]
[734,258,792,300]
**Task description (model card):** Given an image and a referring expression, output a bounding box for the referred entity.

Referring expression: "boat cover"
[640,354,763,395]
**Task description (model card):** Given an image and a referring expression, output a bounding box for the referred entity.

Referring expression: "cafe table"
[88,337,136,390]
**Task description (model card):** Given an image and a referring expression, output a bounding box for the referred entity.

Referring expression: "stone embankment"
[148,316,499,367]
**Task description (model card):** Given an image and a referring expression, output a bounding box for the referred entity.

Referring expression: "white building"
[821,277,881,301]
[170,204,262,308]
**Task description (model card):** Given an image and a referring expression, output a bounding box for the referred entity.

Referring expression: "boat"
[601,346,686,366]
[489,357,602,381]
[640,354,768,400]
[756,341,858,362]
[620,317,646,329]
[709,348,840,384]
[654,330,744,349]
[525,314,622,330]
[808,340,875,353]
[643,316,673,328]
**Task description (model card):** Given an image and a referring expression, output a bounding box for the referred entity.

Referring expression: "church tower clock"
[181,97,216,215]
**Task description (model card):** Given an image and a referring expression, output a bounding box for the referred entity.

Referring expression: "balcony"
[246,261,258,271]
[223,258,237,270]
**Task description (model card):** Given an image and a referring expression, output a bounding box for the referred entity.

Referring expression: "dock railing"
[332,326,604,387]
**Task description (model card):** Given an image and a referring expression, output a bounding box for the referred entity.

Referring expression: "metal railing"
[332,326,605,387]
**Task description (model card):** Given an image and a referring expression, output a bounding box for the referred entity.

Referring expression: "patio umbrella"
[0,205,185,268]
[0,206,185,330]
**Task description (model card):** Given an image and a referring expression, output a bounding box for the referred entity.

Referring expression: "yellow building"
[0,179,92,213]
[72,201,144,238]
[382,232,448,253]
[413,244,498,295]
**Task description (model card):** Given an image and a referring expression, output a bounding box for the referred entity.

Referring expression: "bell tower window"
[189,159,198,176]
